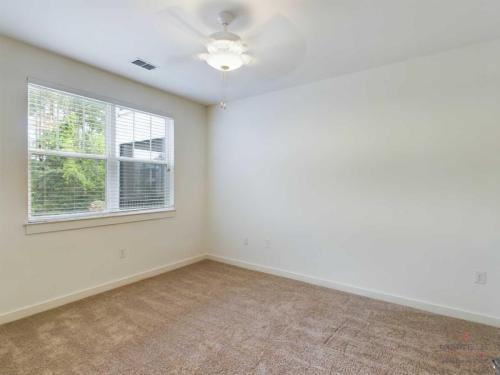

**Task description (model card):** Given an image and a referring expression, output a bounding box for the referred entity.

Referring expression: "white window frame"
[26,78,175,230]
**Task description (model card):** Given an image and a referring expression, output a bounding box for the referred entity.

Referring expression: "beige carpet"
[1,260,499,374]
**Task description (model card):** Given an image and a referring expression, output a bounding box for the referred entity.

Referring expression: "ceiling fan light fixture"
[199,10,253,106]
[206,51,246,71]
[204,36,249,72]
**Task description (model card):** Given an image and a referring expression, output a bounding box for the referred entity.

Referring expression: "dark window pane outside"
[119,161,168,210]
[119,137,165,159]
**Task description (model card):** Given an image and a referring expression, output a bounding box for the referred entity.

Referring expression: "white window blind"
[28,83,174,221]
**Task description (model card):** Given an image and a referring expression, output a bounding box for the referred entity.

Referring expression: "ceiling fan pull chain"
[219,71,228,110]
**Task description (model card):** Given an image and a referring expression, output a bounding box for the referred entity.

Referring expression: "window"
[28,83,174,222]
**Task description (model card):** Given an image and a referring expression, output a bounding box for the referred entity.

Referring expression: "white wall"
[2,34,500,326]
[208,40,500,323]
[0,36,207,317]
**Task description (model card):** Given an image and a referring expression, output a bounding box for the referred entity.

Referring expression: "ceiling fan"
[198,10,252,73]
[156,5,305,108]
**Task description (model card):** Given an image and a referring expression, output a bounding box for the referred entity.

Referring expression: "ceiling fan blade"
[162,53,204,69]
[156,6,209,44]
[244,14,306,79]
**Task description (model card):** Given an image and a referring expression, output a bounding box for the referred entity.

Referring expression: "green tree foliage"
[30,92,106,216]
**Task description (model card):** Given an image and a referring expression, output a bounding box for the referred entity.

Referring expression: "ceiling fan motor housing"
[217,11,235,27]
[210,30,241,42]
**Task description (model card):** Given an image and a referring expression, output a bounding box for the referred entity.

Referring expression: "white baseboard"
[0,254,206,325]
[206,254,500,328]
[3,253,499,328]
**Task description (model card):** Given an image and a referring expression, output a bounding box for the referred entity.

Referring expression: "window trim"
[26,77,175,227]
[25,208,176,235]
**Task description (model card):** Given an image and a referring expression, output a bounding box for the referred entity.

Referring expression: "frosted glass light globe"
[207,52,244,71]
[203,38,250,72]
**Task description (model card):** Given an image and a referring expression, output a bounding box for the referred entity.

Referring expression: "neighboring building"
[119,137,167,209]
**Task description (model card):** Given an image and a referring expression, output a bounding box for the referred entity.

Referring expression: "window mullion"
[28,149,106,160]
[106,104,119,212]
[166,119,174,208]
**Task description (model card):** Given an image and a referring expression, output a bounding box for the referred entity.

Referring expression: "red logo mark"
[463,331,471,343]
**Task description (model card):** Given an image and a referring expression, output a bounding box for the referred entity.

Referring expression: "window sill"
[25,208,176,234]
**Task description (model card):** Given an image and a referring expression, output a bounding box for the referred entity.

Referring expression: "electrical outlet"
[474,271,487,285]
[243,238,249,246]
[119,249,127,259]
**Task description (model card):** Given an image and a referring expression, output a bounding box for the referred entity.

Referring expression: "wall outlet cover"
[474,271,487,285]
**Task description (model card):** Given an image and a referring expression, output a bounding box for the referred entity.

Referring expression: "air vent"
[132,59,156,70]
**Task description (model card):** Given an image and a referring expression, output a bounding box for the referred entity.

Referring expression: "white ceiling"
[2,0,500,105]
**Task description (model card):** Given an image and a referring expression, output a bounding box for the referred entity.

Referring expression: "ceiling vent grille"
[132,59,156,70]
